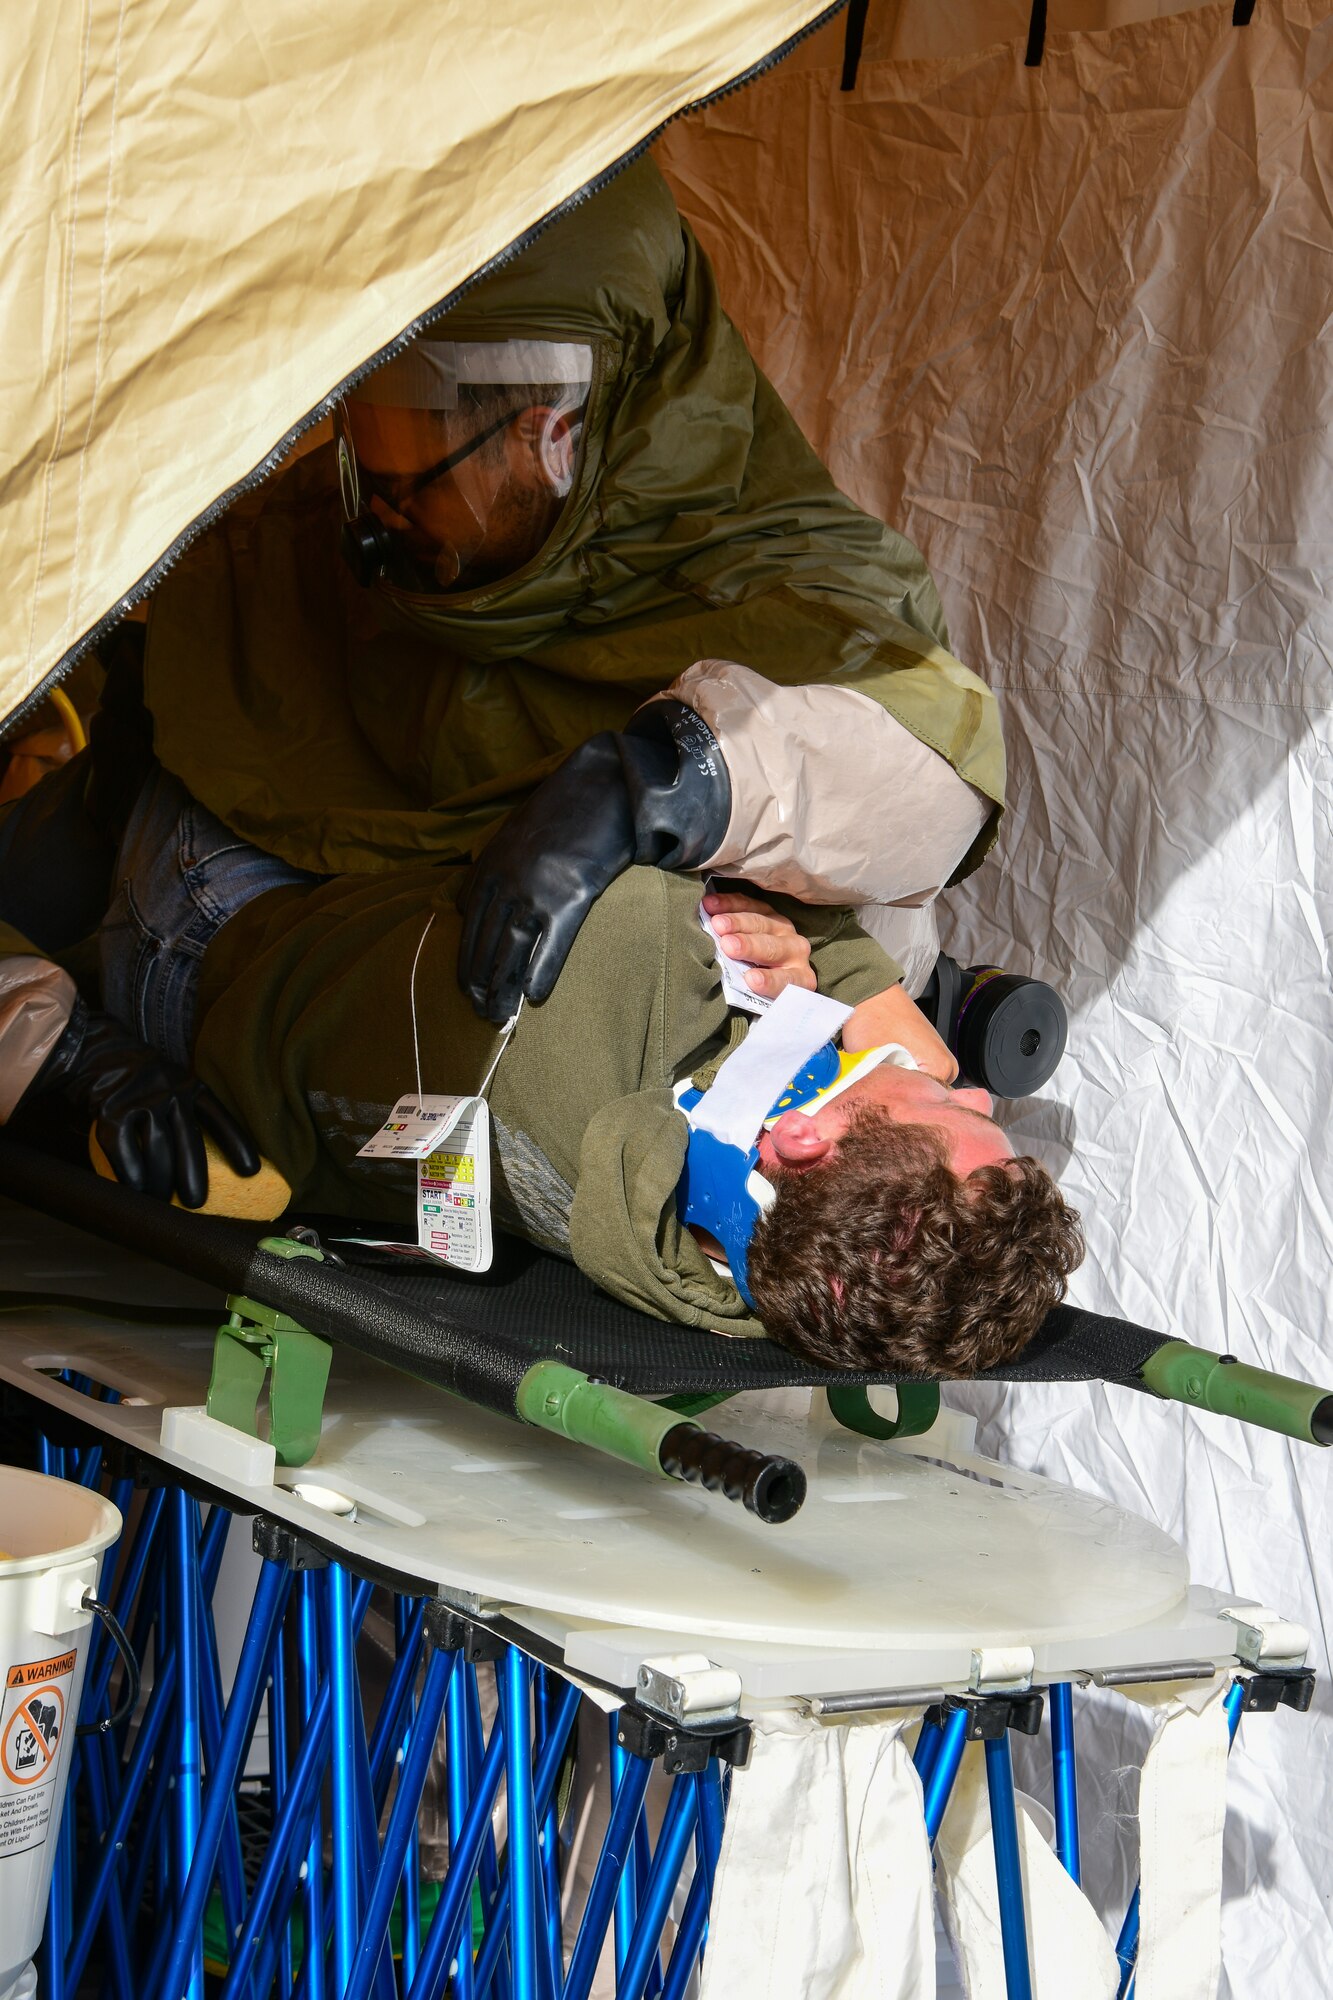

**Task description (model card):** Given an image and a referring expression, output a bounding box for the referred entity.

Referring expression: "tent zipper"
[7,0,850,738]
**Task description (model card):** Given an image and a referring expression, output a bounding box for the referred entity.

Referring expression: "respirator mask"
[917,955,1068,1097]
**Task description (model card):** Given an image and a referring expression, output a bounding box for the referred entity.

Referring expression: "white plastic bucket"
[0,1466,121,2000]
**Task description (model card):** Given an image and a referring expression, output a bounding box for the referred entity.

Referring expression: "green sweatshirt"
[195,866,894,1329]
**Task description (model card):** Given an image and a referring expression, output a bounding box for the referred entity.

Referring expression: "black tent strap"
[1026,0,1254,65]
[841,0,870,89]
[1025,0,1047,67]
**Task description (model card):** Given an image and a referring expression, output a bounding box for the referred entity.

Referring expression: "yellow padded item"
[90,1130,291,1220]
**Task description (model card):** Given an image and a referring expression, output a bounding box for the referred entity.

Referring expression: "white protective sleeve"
[934,1742,1120,1999]
[1122,1679,1233,2000]
[696,1707,935,2000]
[0,955,77,1120]
[657,658,992,908]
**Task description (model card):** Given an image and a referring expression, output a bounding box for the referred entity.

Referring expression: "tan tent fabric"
[0,0,845,725]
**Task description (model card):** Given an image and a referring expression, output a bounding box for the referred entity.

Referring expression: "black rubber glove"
[458,700,731,1024]
[27,1000,259,1208]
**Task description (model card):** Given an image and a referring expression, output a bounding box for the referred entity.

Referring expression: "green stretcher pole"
[514,1360,806,1522]
[1138,1340,1333,1445]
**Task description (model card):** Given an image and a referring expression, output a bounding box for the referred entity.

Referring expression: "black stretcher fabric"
[331,1232,1165,1396]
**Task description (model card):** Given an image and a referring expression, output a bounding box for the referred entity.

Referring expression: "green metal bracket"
[1138,1340,1333,1446]
[206,1236,332,1467]
[826,1382,942,1441]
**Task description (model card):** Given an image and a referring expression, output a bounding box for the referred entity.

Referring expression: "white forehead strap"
[350,338,592,412]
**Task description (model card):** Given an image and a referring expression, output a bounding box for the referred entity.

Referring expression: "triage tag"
[415,1098,493,1273]
[356,1093,474,1161]
[698,889,772,1017]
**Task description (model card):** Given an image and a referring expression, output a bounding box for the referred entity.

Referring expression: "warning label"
[0,1649,76,1858]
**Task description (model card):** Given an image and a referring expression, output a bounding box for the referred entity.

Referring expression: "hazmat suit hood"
[144,157,1004,876]
[371,160,947,652]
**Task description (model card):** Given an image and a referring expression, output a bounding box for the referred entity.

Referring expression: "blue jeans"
[99,766,321,1067]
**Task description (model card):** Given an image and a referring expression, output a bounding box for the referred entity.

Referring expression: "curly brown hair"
[746,1105,1084,1375]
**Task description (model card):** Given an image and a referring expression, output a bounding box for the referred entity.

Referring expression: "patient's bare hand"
[702,891,816,999]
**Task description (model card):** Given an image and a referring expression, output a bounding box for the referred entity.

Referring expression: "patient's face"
[758,1066,1014,1180]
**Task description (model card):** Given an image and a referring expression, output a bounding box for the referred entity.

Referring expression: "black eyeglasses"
[348,404,524,514]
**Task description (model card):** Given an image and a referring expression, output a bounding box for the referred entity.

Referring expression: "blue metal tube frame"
[660,1858,711,2000]
[563,1735,654,2000]
[328,1561,361,2000]
[127,1516,167,1695]
[535,1667,564,1995]
[634,1807,661,2000]
[200,1496,231,1600]
[344,1642,457,2000]
[469,1664,507,1944]
[473,1677,582,2000]
[923,1705,972,1843]
[367,1597,426,1814]
[270,1618,294,2000]
[344,1617,397,2000]
[297,1572,327,2000]
[609,1721,639,1980]
[169,1488,205,2000]
[1049,1682,1081,1885]
[447,1657,477,2000]
[695,1761,725,1897]
[984,1732,1034,2000]
[504,1646,540,2000]
[193,1556,254,1945]
[1115,1890,1141,1998]
[159,1555,291,2000]
[66,1721,135,2000]
[113,1668,181,1979]
[224,1576,374,2000]
[617,1776,700,2000]
[407,1703,510,2000]
[46,1440,1293,2000]
[913,1714,944,1793]
[656,1762,727,2000]
[395,1596,423,1992]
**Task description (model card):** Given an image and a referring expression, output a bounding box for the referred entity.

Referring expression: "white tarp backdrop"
[660,1,1333,1988]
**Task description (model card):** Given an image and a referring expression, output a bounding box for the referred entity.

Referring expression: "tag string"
[409,910,521,1105]
[408,914,436,1105]
[479,997,523,1097]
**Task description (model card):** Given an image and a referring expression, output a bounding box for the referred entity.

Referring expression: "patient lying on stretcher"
[2,858,1082,1376]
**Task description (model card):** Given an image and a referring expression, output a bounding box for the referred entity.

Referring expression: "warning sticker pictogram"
[0,1648,77,1859]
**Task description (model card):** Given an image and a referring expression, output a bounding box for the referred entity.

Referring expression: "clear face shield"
[335,337,593,593]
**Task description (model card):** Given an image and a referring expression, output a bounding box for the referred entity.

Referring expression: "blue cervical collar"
[676,1040,842,1307]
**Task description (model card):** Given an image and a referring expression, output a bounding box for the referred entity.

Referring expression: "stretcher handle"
[659,1422,807,1524]
[1138,1339,1333,1445]
[515,1360,806,1523]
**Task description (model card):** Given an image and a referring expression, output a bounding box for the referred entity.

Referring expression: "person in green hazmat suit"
[0,158,1068,1369]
